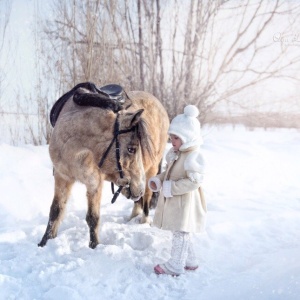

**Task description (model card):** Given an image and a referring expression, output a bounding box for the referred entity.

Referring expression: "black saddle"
[98,84,125,103]
[50,82,129,127]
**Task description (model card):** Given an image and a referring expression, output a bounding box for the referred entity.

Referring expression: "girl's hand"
[148,176,161,192]
[150,181,157,190]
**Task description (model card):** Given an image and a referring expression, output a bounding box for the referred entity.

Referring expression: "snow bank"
[0,126,299,300]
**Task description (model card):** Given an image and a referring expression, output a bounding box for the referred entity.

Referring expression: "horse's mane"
[136,118,155,161]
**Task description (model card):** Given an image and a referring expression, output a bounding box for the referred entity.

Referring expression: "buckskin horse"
[38,82,169,249]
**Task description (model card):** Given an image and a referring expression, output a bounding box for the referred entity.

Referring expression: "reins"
[98,113,136,204]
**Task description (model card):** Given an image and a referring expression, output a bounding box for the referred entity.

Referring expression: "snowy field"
[0,126,299,300]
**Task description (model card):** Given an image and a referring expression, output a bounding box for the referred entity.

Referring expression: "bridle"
[98,113,137,203]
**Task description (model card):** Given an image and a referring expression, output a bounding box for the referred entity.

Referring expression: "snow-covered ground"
[0,126,299,300]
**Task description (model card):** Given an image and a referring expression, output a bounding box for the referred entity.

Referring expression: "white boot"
[164,231,190,275]
[185,239,198,270]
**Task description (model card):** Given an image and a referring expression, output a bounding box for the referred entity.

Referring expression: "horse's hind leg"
[130,164,160,224]
[141,164,162,223]
[130,188,152,224]
[150,192,159,209]
[38,173,74,247]
[130,199,144,220]
[141,187,152,223]
[150,160,162,209]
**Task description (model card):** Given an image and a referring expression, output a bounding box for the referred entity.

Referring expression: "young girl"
[148,105,207,276]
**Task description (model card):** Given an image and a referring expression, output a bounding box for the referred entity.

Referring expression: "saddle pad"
[50,82,99,127]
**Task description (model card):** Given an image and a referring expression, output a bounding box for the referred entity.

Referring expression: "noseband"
[98,113,136,203]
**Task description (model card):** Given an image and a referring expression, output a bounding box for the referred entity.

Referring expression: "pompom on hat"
[168,105,203,150]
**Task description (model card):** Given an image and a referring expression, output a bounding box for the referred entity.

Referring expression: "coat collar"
[179,137,203,151]
[179,143,200,153]
[167,143,200,163]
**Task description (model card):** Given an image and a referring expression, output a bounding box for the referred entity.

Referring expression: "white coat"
[149,145,207,233]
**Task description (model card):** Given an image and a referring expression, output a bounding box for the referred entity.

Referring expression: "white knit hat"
[168,105,203,150]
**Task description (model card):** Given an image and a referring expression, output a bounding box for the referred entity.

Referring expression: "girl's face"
[170,134,182,151]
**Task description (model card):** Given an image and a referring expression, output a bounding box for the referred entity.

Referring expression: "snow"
[0,126,300,300]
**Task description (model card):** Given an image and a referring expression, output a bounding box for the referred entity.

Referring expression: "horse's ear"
[129,109,144,127]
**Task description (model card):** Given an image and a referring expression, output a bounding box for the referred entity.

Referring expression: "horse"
[38,84,169,249]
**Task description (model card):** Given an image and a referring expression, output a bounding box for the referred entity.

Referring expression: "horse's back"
[128,91,165,112]
[128,91,168,125]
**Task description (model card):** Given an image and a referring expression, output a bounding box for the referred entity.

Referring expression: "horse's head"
[102,109,153,201]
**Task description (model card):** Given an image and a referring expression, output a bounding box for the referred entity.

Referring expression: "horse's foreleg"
[86,181,102,249]
[38,173,73,247]
[129,187,152,224]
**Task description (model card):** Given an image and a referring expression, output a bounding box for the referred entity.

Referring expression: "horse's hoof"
[38,241,47,247]
[38,237,48,247]
[89,241,99,249]
[130,207,143,220]
[141,215,152,224]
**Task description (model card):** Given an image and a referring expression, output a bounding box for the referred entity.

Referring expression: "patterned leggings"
[165,231,198,274]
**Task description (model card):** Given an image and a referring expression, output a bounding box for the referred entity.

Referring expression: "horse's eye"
[127,147,136,154]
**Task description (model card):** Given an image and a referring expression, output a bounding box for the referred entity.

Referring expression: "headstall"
[98,113,136,203]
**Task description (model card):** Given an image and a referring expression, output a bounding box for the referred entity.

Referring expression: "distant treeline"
[207,112,300,129]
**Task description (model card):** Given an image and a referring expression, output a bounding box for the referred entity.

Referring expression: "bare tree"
[167,0,300,121]
[137,0,145,90]
[39,0,300,131]
[0,0,11,103]
[155,0,164,101]
[0,0,13,143]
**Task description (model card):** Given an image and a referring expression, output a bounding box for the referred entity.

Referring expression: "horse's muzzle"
[131,195,142,202]
[130,185,144,201]
[117,177,144,201]
[123,185,143,202]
